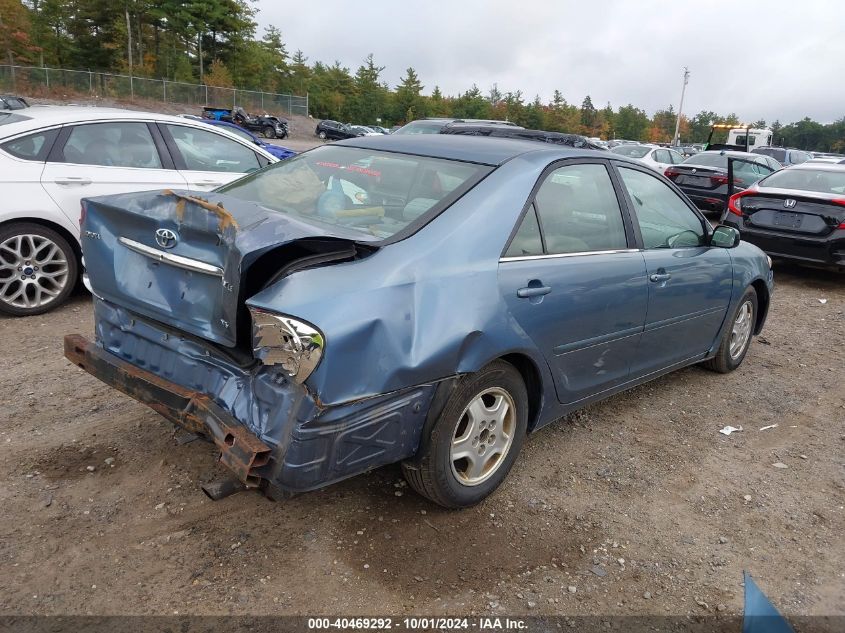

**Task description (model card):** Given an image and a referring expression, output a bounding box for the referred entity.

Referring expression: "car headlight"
[250,308,324,384]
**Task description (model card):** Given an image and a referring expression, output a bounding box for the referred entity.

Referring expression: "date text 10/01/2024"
[307,617,529,630]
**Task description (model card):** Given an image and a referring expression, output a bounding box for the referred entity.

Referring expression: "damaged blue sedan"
[66,134,773,508]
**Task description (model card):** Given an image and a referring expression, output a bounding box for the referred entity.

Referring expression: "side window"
[618,166,705,250]
[1,129,59,161]
[504,204,543,257]
[654,149,670,163]
[165,124,260,173]
[669,150,684,164]
[533,163,628,254]
[61,122,162,168]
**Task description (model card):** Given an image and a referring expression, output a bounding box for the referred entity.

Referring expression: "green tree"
[580,95,597,132]
[394,66,425,122]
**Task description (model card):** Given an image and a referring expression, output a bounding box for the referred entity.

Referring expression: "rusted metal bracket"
[64,334,272,487]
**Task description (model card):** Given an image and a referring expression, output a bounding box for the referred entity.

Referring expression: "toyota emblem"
[783,199,797,209]
[155,228,178,249]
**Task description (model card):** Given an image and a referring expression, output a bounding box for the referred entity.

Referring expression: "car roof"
[0,106,211,137]
[333,133,606,166]
[782,162,845,172]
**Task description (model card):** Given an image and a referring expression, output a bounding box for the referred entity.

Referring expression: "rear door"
[158,123,267,191]
[615,164,733,376]
[498,160,648,405]
[41,121,187,227]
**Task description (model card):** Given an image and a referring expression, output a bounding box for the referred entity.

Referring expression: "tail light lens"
[728,190,754,216]
[710,174,742,186]
[830,199,845,228]
[664,168,680,179]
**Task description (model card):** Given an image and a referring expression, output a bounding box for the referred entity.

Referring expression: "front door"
[498,161,648,405]
[615,165,733,376]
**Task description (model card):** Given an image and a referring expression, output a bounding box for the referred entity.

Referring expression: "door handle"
[517,285,552,298]
[649,273,672,283]
[192,180,223,187]
[54,176,92,185]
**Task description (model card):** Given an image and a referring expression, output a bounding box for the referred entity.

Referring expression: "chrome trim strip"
[118,237,223,277]
[500,249,641,262]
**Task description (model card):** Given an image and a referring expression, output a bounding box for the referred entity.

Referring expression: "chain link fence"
[0,65,308,117]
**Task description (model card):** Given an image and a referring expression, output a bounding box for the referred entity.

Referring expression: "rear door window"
[164,124,261,173]
[529,163,628,254]
[60,122,163,168]
[1,128,59,161]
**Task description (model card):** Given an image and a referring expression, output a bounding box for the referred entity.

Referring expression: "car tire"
[402,360,528,508]
[702,286,758,373]
[317,130,327,140]
[263,126,276,139]
[0,222,78,317]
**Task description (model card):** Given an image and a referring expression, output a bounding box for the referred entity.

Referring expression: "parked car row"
[315,120,390,140]
[0,106,282,316]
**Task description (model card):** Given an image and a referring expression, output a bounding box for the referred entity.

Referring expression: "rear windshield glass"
[755,148,786,162]
[684,153,728,168]
[611,145,651,159]
[217,145,492,241]
[759,168,845,195]
[0,112,30,126]
[393,121,448,135]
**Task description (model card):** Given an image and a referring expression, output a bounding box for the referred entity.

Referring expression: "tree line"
[2,0,843,151]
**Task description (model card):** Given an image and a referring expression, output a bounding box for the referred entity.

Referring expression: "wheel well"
[0,217,81,262]
[750,279,769,334]
[500,353,543,432]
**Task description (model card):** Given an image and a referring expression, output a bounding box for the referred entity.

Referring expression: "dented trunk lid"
[81,189,377,347]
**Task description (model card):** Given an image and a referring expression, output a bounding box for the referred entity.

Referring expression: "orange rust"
[164,190,239,232]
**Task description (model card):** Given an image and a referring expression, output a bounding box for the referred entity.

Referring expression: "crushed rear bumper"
[65,334,273,486]
[64,300,437,495]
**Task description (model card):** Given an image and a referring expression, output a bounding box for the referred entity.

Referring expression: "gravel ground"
[0,263,842,621]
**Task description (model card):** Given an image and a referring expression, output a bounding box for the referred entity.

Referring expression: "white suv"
[0,106,279,316]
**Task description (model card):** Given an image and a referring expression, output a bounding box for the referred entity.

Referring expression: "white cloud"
[254,0,845,123]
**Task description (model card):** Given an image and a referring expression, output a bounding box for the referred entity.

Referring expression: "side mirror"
[711,225,741,248]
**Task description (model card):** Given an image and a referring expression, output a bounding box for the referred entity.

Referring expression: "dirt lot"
[0,263,843,622]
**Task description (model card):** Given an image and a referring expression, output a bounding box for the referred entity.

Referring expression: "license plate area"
[773,211,802,229]
[679,175,710,186]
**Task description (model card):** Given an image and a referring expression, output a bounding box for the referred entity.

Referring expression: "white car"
[610,144,685,174]
[0,106,278,316]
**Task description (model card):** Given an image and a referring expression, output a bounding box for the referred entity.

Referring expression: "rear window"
[684,153,728,168]
[759,168,845,195]
[611,145,651,159]
[0,112,30,126]
[218,145,492,242]
[393,121,448,135]
[755,148,786,162]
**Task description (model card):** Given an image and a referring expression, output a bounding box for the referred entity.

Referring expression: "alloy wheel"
[729,300,753,360]
[0,233,69,310]
[450,387,516,486]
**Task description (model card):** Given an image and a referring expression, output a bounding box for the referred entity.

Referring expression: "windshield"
[611,145,651,159]
[0,112,30,125]
[759,168,845,195]
[217,145,492,241]
[221,125,255,143]
[393,120,449,135]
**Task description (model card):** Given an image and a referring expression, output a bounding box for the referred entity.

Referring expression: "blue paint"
[79,135,774,492]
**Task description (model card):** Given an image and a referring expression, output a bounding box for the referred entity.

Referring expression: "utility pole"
[672,67,690,147]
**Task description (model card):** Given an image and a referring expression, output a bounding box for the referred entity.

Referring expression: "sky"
[254,0,844,125]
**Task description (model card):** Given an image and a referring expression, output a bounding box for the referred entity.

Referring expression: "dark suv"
[315,120,357,141]
[752,147,812,167]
